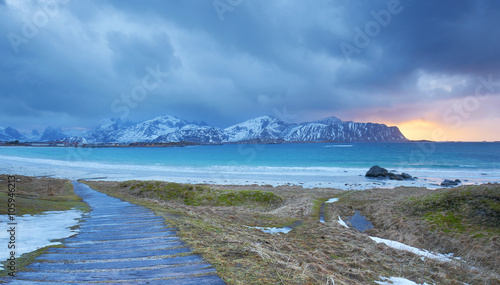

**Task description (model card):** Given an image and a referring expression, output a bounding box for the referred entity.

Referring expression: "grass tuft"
[82,180,500,284]
[120,180,284,208]
[0,175,88,215]
[402,184,500,235]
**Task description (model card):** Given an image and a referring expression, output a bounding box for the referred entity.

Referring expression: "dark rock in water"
[365,165,389,177]
[388,172,404,180]
[441,179,461,187]
[401,173,413,180]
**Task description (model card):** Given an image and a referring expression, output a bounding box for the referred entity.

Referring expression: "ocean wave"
[324,144,353,148]
[1,154,499,190]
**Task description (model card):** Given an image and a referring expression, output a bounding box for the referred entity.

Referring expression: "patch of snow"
[0,210,82,270]
[338,216,349,228]
[375,276,431,285]
[245,225,292,235]
[369,236,453,262]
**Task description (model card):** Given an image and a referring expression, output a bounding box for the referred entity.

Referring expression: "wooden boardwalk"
[6,182,225,284]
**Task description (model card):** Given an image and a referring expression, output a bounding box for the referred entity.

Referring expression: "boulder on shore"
[365,166,416,181]
[401,173,413,180]
[365,165,389,177]
[440,179,461,187]
[388,173,405,180]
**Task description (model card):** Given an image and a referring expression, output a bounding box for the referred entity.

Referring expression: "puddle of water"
[347,211,374,232]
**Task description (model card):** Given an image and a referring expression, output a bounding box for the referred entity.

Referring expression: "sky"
[1,0,500,141]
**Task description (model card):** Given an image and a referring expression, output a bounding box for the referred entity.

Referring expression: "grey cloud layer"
[1,0,499,132]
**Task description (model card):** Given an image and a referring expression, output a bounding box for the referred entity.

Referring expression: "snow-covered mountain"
[85,114,406,143]
[224,116,289,142]
[284,116,407,142]
[114,115,190,143]
[0,126,25,141]
[153,125,227,144]
[2,114,408,144]
[27,129,41,141]
[38,127,66,142]
[86,118,134,143]
[84,115,226,144]
[0,127,89,143]
[34,127,87,143]
[224,115,406,143]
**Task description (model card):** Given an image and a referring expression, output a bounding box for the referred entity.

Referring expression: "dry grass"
[334,184,500,283]
[0,174,87,215]
[84,180,500,284]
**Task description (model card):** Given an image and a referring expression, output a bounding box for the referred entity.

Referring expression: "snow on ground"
[375,276,432,285]
[0,210,82,270]
[338,216,349,228]
[244,226,293,235]
[369,236,455,262]
[320,197,349,228]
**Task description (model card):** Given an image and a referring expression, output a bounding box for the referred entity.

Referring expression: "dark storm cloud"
[1,0,499,134]
[106,32,180,78]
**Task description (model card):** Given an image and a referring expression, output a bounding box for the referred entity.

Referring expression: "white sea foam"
[324,144,353,148]
[0,154,498,190]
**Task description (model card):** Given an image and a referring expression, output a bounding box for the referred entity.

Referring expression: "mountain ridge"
[0,115,408,144]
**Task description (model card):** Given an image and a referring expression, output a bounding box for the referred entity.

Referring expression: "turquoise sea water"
[1,142,499,189]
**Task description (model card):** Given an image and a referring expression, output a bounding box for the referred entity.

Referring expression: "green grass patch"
[0,181,88,215]
[312,198,328,221]
[401,184,500,236]
[121,180,284,208]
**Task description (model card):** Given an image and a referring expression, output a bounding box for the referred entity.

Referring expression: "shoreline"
[1,142,499,190]
[1,156,498,190]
